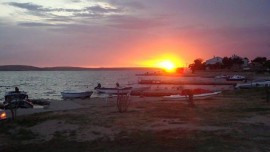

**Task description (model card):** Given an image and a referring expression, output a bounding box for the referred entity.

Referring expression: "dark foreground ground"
[1,88,270,152]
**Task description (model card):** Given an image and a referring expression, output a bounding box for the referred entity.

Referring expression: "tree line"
[189,56,270,73]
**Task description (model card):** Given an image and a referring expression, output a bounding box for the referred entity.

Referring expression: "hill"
[0,65,157,71]
[0,65,41,71]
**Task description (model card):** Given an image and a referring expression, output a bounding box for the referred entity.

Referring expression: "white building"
[242,58,249,67]
[205,56,223,65]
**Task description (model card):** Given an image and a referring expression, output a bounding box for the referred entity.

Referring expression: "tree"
[189,58,205,73]
[265,60,270,69]
[222,57,233,69]
[252,57,267,65]
[252,57,268,72]
[232,57,244,65]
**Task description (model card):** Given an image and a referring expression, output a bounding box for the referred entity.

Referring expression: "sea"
[0,70,234,100]
[0,70,142,100]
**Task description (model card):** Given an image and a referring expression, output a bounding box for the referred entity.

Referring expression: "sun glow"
[138,53,186,72]
[157,60,176,72]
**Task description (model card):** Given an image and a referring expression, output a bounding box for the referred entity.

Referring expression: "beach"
[1,88,270,152]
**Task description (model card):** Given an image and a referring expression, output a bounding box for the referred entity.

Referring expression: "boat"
[235,79,270,89]
[135,71,163,76]
[61,90,93,99]
[214,75,228,79]
[95,87,132,95]
[163,91,222,101]
[3,91,33,109]
[5,91,28,100]
[226,75,246,81]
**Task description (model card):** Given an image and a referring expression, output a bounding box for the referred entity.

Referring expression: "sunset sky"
[0,0,269,68]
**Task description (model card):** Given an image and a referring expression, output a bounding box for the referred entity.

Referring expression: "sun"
[139,54,185,71]
[158,60,176,72]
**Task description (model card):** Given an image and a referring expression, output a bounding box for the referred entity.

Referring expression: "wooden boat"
[61,90,93,99]
[163,91,222,101]
[235,79,270,89]
[95,87,132,95]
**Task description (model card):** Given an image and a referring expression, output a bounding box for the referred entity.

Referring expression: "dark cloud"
[45,17,74,23]
[7,2,82,13]
[107,0,146,9]
[7,2,45,11]
[7,2,122,17]
[18,22,58,27]
[6,1,124,27]
[7,2,55,17]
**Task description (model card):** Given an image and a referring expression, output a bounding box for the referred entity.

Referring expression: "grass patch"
[13,112,91,127]
[3,129,269,152]
[10,128,38,140]
[14,112,54,127]
[0,120,17,135]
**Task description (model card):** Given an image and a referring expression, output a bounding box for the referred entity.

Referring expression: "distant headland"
[0,65,159,71]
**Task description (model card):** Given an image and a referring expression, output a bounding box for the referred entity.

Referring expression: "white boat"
[226,75,246,81]
[235,79,270,89]
[95,87,132,95]
[61,90,93,99]
[215,75,228,79]
[163,91,222,101]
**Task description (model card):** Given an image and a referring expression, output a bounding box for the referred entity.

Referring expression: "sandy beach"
[1,89,270,152]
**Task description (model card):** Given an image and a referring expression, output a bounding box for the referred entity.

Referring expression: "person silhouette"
[15,87,20,93]
[116,82,120,88]
[95,83,101,89]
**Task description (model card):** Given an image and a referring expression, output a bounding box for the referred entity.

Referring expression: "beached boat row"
[1,86,144,101]
[138,79,237,85]
[61,86,145,98]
